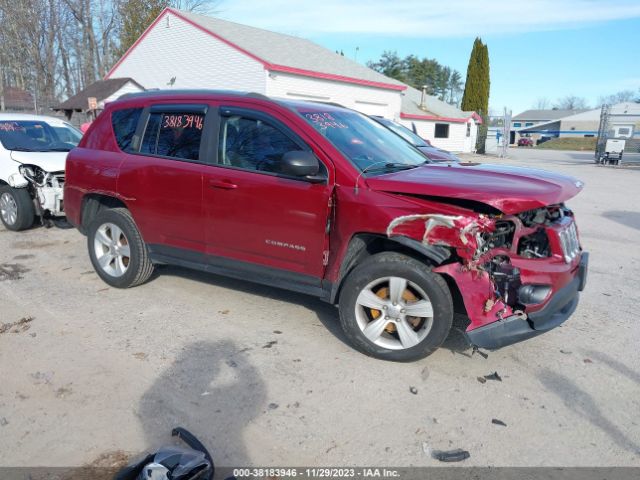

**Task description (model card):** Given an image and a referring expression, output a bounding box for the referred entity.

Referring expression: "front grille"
[559,221,580,263]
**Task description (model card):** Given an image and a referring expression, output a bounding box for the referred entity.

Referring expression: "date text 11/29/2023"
[232,467,401,478]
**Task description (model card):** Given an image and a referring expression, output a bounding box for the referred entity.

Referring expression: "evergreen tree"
[461,37,490,153]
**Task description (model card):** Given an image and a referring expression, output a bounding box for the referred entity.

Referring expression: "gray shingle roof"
[55,78,142,111]
[401,86,469,119]
[512,109,589,121]
[173,9,405,89]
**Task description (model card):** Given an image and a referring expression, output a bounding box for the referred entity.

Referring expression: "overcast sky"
[217,0,640,114]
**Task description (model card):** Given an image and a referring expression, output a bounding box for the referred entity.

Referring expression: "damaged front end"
[387,204,588,349]
[11,164,65,221]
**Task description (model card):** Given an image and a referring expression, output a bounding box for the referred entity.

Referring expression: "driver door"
[202,106,333,281]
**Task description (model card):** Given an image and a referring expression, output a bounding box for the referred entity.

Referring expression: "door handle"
[208,179,238,190]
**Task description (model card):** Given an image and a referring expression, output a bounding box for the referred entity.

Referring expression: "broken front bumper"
[466,252,589,350]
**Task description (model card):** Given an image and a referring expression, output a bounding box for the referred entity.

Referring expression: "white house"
[105,8,480,152]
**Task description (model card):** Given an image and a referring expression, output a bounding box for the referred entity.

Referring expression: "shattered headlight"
[18,164,47,185]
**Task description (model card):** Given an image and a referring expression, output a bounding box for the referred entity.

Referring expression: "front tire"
[0,186,35,231]
[338,252,453,362]
[87,208,154,288]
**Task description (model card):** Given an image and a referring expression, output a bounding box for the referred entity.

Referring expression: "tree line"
[0,0,216,112]
[367,51,464,106]
[533,90,639,111]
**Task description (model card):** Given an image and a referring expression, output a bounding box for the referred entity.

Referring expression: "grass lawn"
[535,137,596,151]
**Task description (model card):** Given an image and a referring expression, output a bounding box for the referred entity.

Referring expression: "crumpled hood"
[10,150,68,173]
[365,162,584,214]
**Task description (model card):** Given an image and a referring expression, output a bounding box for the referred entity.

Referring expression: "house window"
[435,123,449,138]
[466,122,471,137]
[513,122,522,127]
[525,122,534,127]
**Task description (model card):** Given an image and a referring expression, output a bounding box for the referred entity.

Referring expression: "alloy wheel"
[0,192,18,226]
[355,276,434,350]
[93,222,131,277]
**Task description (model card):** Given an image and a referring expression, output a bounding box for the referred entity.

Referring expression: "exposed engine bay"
[479,204,572,260]
[9,163,65,221]
[387,203,581,323]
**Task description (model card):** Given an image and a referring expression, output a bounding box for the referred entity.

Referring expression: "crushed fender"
[386,213,495,262]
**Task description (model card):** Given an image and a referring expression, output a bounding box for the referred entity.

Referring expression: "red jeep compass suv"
[64,91,588,361]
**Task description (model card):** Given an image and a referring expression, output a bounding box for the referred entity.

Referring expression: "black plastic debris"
[431,448,471,462]
[115,427,214,480]
[472,346,489,359]
[492,418,507,427]
[484,371,502,382]
[409,386,418,395]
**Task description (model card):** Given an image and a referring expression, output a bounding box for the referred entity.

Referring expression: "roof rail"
[117,89,272,101]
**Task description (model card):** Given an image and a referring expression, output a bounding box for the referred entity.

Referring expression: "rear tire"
[338,252,453,362]
[87,207,154,288]
[0,186,35,231]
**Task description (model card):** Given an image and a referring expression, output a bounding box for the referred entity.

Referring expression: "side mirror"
[281,151,325,182]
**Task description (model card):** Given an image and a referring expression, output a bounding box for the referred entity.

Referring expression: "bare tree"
[0,0,221,113]
[553,95,589,110]
[597,90,637,106]
[533,97,550,109]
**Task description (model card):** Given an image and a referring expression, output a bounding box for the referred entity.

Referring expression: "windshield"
[297,109,428,174]
[377,118,429,147]
[0,120,81,152]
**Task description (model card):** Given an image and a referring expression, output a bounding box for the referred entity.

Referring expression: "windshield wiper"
[364,162,419,173]
[9,147,35,152]
[354,162,420,194]
[46,147,72,152]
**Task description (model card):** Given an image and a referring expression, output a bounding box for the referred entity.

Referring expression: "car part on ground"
[114,427,213,480]
[64,90,587,361]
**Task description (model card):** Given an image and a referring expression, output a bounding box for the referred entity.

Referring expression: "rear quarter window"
[111,108,142,151]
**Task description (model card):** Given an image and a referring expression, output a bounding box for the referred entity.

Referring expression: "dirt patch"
[13,254,35,260]
[0,316,34,334]
[11,240,59,249]
[0,263,29,281]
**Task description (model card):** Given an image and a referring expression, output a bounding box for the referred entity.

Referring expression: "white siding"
[108,12,266,93]
[399,118,477,153]
[100,81,144,108]
[266,72,402,119]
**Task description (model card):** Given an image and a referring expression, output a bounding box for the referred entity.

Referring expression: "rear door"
[202,105,333,283]
[117,104,210,252]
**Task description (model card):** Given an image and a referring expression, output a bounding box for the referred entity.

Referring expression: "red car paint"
[366,163,583,214]
[64,91,586,341]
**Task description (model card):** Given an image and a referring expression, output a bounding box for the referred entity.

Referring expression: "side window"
[140,111,205,161]
[218,115,300,173]
[112,108,142,152]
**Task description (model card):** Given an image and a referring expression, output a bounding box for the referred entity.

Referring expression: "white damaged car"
[0,114,82,231]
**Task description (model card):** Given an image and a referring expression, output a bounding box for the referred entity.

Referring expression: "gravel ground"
[0,148,639,468]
